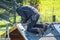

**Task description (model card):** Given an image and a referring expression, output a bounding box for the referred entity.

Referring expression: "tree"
[0,0,28,23]
[0,0,18,23]
[29,0,40,9]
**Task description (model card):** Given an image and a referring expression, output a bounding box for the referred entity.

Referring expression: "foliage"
[29,0,41,8]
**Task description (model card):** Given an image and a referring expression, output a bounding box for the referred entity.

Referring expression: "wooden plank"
[1,24,27,40]
[17,23,28,40]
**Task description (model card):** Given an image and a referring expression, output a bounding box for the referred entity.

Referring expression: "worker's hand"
[37,28,44,35]
[24,26,27,30]
[22,24,28,30]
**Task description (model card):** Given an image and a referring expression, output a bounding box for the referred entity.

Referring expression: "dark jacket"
[16,5,40,34]
[16,5,40,24]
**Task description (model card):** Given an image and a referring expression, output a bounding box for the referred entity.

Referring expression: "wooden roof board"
[1,24,27,40]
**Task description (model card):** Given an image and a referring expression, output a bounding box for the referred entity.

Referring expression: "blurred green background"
[0,0,60,35]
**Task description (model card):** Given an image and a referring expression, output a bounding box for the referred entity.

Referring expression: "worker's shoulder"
[21,5,35,9]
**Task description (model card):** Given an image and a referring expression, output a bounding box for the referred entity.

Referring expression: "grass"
[0,27,12,36]
[0,31,5,36]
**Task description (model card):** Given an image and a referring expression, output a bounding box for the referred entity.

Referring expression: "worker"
[16,5,41,33]
[16,6,48,40]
